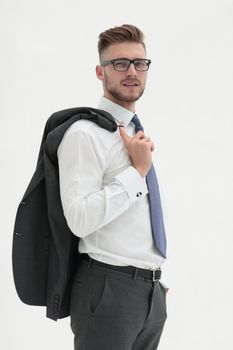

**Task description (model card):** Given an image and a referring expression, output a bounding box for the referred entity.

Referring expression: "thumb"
[119,122,131,144]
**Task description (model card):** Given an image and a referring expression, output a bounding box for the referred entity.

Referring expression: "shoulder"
[65,119,104,137]
[64,118,119,145]
[58,118,120,157]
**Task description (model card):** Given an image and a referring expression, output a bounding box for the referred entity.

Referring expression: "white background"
[1,0,233,349]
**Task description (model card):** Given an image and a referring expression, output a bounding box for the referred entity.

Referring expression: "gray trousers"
[70,256,167,350]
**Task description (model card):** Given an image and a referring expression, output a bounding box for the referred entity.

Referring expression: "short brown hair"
[98,24,146,58]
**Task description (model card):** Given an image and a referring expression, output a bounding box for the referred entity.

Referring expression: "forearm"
[64,181,127,237]
[61,166,147,237]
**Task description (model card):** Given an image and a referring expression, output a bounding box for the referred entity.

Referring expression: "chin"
[124,93,141,102]
[107,88,144,104]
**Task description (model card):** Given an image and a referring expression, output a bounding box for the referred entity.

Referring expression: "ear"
[96,65,104,81]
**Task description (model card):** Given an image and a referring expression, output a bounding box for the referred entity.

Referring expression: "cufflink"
[136,192,142,197]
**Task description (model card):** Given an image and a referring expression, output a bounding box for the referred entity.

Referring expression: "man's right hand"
[119,123,154,177]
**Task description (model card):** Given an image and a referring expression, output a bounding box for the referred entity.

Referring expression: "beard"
[107,86,144,102]
[104,75,145,103]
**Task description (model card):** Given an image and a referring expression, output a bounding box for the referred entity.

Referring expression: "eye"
[114,60,129,70]
[134,60,148,69]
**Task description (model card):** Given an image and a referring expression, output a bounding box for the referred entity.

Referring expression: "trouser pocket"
[88,271,109,317]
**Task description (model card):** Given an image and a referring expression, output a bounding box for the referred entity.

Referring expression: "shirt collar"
[97,96,135,127]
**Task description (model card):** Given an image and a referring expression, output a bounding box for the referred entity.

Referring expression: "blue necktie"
[131,114,167,258]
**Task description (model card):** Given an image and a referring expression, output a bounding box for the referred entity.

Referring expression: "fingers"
[119,122,131,144]
[119,121,154,151]
[134,130,145,139]
[119,123,144,141]
[150,141,155,152]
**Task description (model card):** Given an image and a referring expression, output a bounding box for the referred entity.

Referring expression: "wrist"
[134,166,147,178]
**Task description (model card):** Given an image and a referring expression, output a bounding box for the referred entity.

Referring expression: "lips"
[122,81,139,87]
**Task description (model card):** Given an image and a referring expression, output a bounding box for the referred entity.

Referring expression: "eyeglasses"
[100,58,151,71]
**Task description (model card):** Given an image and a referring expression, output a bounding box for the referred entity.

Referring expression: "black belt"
[81,253,162,282]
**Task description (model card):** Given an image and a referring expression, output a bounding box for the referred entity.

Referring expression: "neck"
[103,94,136,113]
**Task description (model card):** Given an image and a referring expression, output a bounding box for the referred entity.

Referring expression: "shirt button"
[136,192,142,197]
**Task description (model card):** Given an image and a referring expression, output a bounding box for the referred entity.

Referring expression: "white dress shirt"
[58,97,167,284]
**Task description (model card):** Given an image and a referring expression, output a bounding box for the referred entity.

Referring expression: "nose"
[127,62,137,76]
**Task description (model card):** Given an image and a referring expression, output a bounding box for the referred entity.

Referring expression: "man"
[58,24,168,350]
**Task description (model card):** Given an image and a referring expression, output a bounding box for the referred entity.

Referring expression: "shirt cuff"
[115,166,148,204]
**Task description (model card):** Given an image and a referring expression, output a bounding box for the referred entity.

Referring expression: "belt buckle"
[152,268,160,282]
[152,270,157,282]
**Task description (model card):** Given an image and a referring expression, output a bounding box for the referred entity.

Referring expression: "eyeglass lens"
[114,59,149,71]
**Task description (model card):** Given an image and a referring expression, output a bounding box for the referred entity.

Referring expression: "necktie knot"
[131,114,144,132]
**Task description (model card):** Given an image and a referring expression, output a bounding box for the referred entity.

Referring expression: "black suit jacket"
[12,107,117,321]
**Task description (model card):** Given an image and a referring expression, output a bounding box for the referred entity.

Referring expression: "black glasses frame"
[100,58,152,71]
